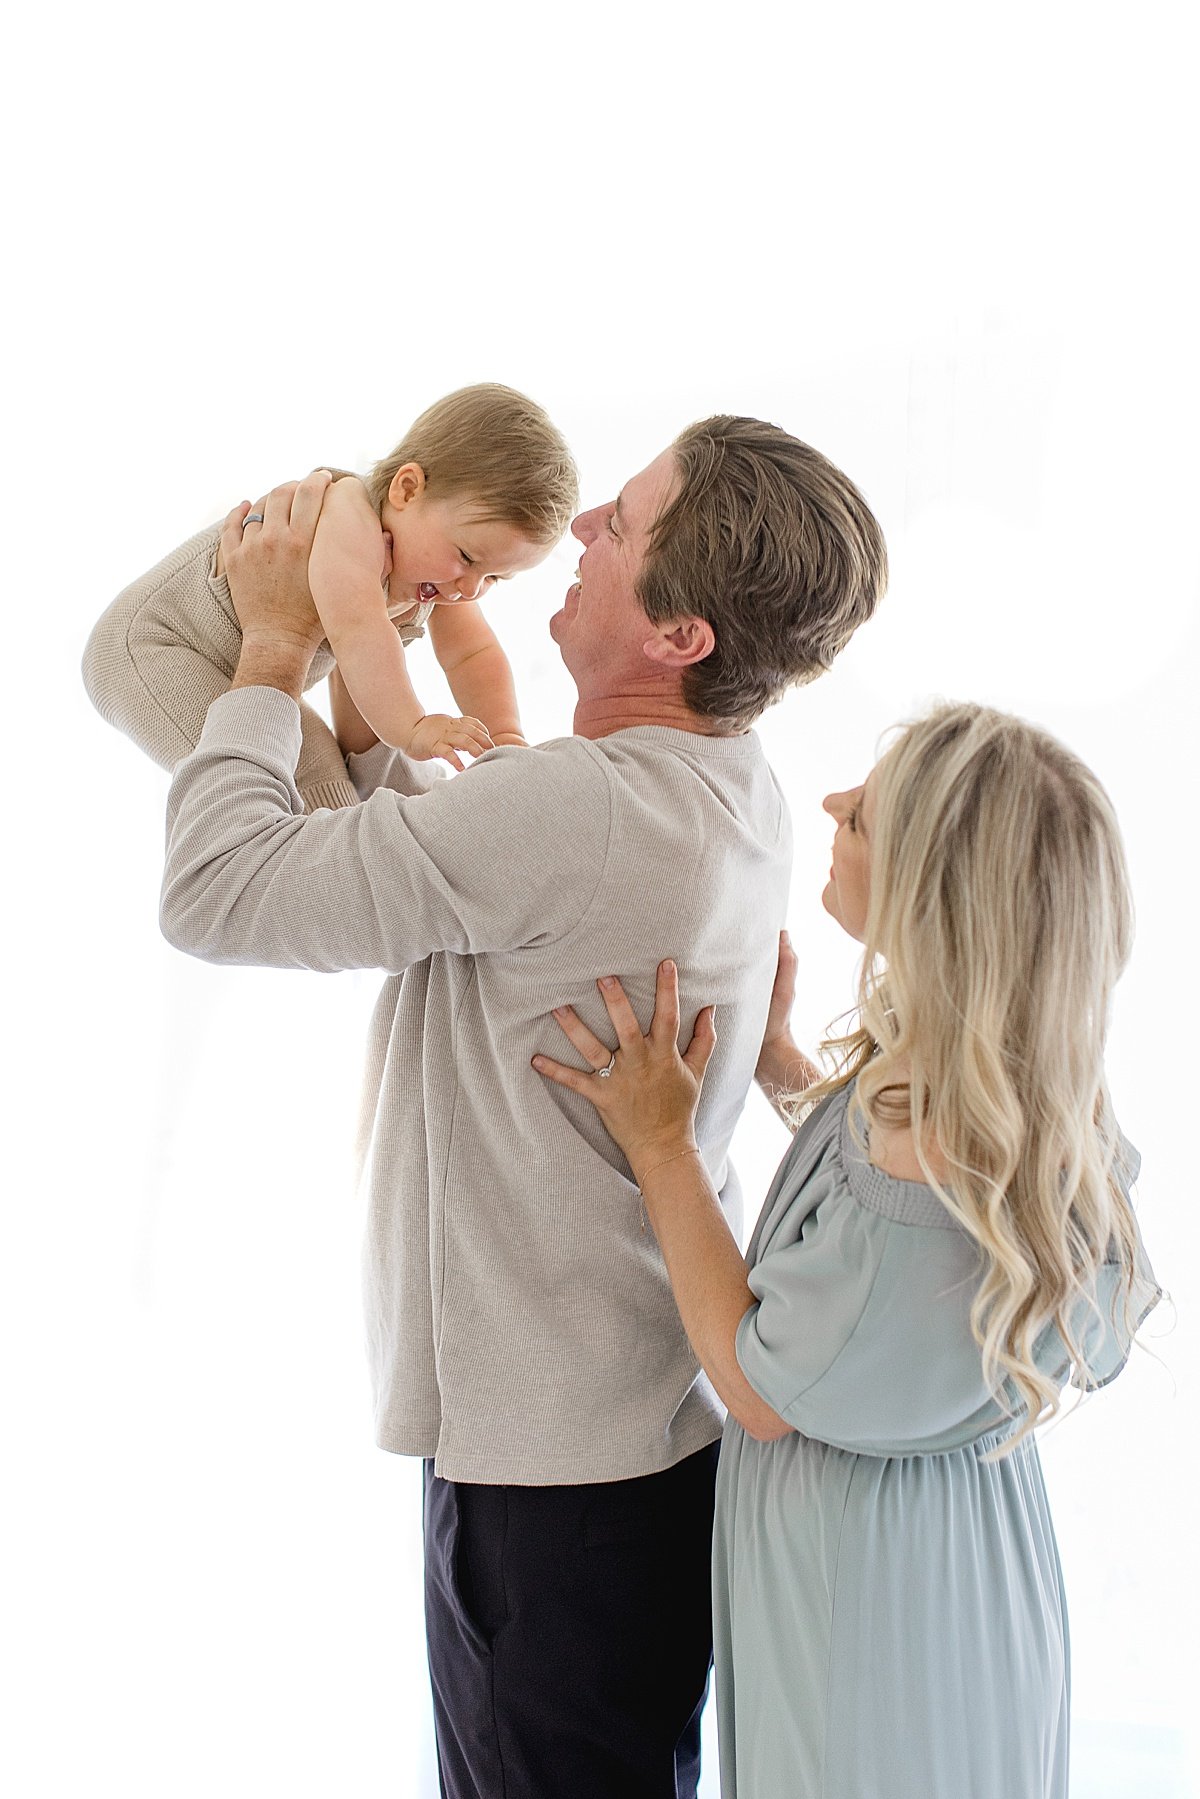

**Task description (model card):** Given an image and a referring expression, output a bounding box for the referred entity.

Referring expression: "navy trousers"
[423,1442,720,1799]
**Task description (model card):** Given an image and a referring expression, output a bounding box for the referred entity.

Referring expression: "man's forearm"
[230,632,315,702]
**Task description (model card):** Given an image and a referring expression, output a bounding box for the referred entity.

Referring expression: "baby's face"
[384,487,548,610]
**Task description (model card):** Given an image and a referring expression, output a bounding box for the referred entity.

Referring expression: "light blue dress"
[713,1083,1159,1799]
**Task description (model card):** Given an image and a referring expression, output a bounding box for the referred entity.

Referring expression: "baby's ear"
[388,462,427,508]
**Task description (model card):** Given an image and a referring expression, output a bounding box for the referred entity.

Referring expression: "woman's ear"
[387,462,427,510]
[641,616,716,669]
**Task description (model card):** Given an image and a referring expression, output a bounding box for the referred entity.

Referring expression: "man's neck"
[572,693,738,741]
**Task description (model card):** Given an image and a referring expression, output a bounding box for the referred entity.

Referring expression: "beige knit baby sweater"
[82,524,433,811]
[162,687,793,1485]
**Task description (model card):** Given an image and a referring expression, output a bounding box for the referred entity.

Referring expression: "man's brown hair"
[639,416,888,728]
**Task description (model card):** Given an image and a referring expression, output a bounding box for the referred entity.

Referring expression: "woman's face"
[821,767,877,941]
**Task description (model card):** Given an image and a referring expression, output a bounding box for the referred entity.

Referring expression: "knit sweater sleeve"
[161,686,612,972]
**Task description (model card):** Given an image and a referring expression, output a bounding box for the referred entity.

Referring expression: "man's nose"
[571,507,601,545]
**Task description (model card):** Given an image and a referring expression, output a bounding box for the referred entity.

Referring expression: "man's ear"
[387,462,427,510]
[642,617,716,669]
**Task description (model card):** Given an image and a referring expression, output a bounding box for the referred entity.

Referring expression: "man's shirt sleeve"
[161,687,612,973]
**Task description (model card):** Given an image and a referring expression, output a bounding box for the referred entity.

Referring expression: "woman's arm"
[427,603,526,746]
[533,963,792,1442]
[754,931,821,1126]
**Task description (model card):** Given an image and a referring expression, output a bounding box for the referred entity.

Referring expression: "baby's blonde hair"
[365,383,579,544]
[806,702,1143,1450]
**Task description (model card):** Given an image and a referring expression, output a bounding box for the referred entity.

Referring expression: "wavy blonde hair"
[805,702,1142,1450]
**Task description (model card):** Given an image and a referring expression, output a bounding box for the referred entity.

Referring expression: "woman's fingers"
[682,1006,718,1081]
[648,959,681,1046]
[551,1003,615,1069]
[530,1052,600,1100]
[595,975,644,1048]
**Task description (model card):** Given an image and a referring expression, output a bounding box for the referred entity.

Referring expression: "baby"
[83,384,579,808]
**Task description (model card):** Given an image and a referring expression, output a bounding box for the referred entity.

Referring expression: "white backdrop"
[5,3,1197,1795]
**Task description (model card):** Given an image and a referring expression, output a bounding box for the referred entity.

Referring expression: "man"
[161,417,887,1798]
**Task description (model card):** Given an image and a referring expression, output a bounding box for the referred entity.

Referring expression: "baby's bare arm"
[428,603,525,745]
[330,665,378,757]
[307,480,430,749]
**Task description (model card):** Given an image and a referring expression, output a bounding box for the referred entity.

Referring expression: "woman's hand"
[532,960,715,1181]
[754,930,820,1113]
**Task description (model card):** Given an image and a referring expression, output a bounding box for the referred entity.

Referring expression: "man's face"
[549,449,680,693]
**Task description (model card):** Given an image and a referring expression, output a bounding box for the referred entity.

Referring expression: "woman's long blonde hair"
[807,702,1142,1448]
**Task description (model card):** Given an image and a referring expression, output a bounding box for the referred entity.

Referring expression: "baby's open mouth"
[419,583,439,601]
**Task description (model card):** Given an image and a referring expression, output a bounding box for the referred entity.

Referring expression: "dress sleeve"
[735,1177,1006,1456]
[160,687,612,973]
[736,1122,1161,1455]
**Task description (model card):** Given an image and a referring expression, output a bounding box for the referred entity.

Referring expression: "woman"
[533,702,1159,1799]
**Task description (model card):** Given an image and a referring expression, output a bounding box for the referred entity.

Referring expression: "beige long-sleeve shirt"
[162,687,793,1484]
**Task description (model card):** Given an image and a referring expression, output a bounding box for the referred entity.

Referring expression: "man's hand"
[222,472,333,699]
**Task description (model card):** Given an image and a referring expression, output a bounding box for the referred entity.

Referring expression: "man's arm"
[161,700,611,972]
[163,476,611,974]
[221,475,334,700]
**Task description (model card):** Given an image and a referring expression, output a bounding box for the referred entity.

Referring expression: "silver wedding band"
[244,512,265,526]
[596,1052,617,1079]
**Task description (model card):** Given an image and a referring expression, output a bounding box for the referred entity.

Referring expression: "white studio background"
[4,3,1197,1795]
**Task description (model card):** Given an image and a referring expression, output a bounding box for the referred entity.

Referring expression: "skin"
[820,775,874,939]
[550,448,719,740]
[221,453,721,745]
[291,468,548,769]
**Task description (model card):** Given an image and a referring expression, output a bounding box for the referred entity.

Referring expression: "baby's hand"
[406,713,495,772]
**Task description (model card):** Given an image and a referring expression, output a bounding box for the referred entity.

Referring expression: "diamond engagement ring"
[596,1052,618,1079]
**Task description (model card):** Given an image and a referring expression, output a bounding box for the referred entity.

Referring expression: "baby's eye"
[459,549,474,566]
